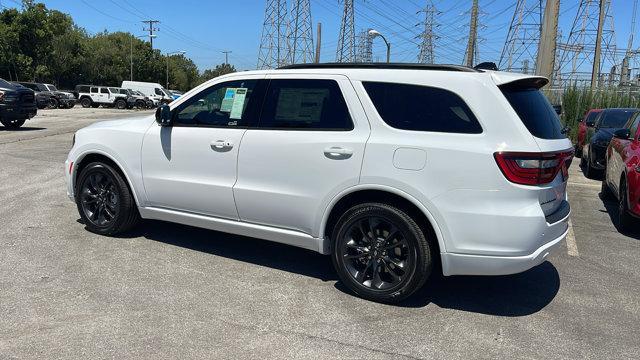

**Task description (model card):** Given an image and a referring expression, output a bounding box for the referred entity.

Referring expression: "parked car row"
[576,107,640,231]
[74,81,179,110]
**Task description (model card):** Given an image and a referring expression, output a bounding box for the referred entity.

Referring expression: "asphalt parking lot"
[1,108,639,359]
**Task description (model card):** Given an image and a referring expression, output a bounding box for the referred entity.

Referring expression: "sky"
[1,0,637,72]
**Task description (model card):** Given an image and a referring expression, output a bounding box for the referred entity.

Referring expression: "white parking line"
[566,220,579,257]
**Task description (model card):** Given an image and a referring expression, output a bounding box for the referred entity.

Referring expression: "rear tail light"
[494,150,574,186]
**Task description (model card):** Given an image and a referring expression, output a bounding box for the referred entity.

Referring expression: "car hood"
[83,115,156,131]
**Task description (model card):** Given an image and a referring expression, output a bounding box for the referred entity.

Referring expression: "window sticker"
[220,88,237,112]
[275,88,329,123]
[229,88,248,119]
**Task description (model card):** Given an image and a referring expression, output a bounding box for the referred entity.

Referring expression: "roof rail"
[278,62,479,72]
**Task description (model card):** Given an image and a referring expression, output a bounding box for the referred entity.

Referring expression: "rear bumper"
[0,103,37,119]
[441,226,567,276]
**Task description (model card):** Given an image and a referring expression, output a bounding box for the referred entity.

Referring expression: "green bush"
[551,86,640,142]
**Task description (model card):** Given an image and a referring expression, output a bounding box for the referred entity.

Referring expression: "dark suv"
[0,79,37,129]
[17,82,75,109]
[581,108,639,178]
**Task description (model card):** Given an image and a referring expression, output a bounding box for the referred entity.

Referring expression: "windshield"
[0,79,14,88]
[109,87,120,93]
[119,89,130,95]
[585,111,600,123]
[46,84,58,91]
[598,110,637,128]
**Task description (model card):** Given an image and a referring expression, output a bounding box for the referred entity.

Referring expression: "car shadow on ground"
[126,219,561,316]
[599,195,640,240]
[0,126,46,132]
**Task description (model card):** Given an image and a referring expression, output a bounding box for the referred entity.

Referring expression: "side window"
[155,88,164,96]
[175,79,260,127]
[90,87,98,93]
[258,79,353,130]
[363,81,482,134]
[100,88,108,94]
[80,86,90,93]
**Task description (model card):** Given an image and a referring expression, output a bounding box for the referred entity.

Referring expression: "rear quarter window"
[362,82,482,134]
[500,87,564,139]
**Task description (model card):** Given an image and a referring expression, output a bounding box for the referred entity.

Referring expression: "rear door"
[499,81,573,216]
[233,74,370,236]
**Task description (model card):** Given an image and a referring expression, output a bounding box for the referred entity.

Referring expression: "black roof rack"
[278,62,479,72]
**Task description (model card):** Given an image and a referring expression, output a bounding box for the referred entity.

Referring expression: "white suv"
[65,64,573,303]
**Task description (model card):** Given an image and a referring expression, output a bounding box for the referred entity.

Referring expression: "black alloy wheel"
[0,118,26,129]
[76,162,140,235]
[332,203,432,303]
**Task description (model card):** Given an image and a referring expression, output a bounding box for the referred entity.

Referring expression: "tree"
[199,63,237,84]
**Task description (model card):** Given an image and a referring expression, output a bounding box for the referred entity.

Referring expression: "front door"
[141,76,265,219]
[233,75,370,236]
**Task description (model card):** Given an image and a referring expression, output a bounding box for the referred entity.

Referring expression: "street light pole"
[368,29,391,63]
[166,51,186,89]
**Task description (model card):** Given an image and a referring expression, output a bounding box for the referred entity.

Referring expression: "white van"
[121,81,172,106]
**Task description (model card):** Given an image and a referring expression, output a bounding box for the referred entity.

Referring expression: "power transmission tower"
[556,0,618,87]
[416,2,438,64]
[142,20,160,49]
[620,0,638,85]
[336,0,355,62]
[257,0,289,69]
[286,0,314,65]
[499,0,543,72]
[463,0,479,67]
[356,29,373,62]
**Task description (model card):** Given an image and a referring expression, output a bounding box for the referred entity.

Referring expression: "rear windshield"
[598,109,637,128]
[501,87,564,139]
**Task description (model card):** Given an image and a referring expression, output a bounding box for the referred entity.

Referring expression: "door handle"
[324,146,353,159]
[210,140,234,150]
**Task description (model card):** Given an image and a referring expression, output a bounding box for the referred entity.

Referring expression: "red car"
[576,108,603,157]
[603,112,640,231]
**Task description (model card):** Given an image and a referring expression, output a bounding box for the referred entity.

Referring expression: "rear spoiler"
[490,72,549,89]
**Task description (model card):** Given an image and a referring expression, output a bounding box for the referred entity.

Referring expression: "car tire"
[331,203,432,304]
[584,151,594,179]
[76,162,140,236]
[618,180,636,232]
[116,99,127,110]
[81,97,92,108]
[48,97,59,109]
[601,178,614,200]
[135,100,146,109]
[575,144,582,158]
[0,118,26,129]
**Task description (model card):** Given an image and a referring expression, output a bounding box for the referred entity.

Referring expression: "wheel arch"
[320,185,446,271]
[72,151,141,207]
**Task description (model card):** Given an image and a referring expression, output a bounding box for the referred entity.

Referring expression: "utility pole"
[257,0,288,69]
[222,50,232,65]
[500,0,543,72]
[142,20,160,49]
[535,0,559,84]
[464,0,479,67]
[315,22,322,63]
[336,0,355,62]
[591,0,606,88]
[620,0,638,85]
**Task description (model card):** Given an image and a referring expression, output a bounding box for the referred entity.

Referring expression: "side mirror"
[586,121,595,128]
[613,128,631,140]
[155,104,173,126]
